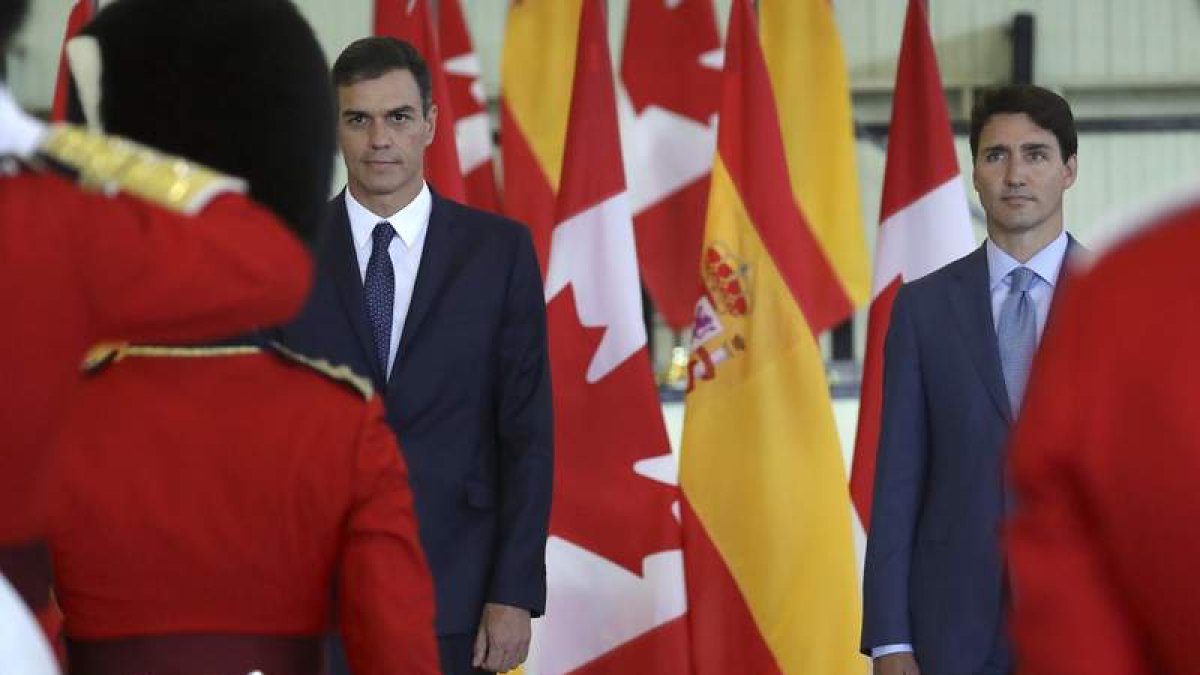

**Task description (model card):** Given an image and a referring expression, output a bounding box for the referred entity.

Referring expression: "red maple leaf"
[621,0,721,124]
[547,286,680,574]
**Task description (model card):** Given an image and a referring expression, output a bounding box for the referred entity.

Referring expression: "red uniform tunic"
[47,343,439,675]
[0,130,310,636]
[1009,197,1200,675]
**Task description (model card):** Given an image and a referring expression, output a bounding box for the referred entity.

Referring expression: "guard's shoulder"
[36,124,247,215]
[265,342,374,401]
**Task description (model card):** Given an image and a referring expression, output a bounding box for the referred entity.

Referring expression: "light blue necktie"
[997,266,1038,416]
[364,222,395,377]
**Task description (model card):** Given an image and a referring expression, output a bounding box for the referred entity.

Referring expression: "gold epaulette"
[39,124,247,215]
[81,342,262,374]
[268,342,374,401]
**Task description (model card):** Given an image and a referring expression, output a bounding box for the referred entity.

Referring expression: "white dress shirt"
[986,229,1069,344]
[345,182,432,378]
[871,230,1070,661]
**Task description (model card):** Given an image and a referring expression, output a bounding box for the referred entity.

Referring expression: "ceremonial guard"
[46,1,440,673]
[0,0,318,658]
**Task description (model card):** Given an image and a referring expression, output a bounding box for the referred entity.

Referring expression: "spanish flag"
[760,0,870,320]
[680,0,863,672]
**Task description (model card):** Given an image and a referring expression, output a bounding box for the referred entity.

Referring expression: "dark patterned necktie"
[364,222,395,376]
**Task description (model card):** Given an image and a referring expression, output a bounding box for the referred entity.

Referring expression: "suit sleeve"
[68,188,312,344]
[1008,285,1147,675]
[487,226,554,616]
[339,398,440,675]
[861,284,929,653]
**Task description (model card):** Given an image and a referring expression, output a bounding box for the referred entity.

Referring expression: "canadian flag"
[533,0,689,672]
[618,0,722,331]
[437,0,500,213]
[51,0,98,122]
[374,0,467,201]
[850,0,976,527]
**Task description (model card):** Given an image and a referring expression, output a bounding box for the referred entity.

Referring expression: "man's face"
[337,68,436,207]
[973,112,1077,239]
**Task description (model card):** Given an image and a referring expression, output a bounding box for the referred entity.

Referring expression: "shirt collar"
[345,182,432,251]
[0,86,46,159]
[986,229,1069,290]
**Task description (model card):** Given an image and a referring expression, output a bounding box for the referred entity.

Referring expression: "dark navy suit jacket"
[280,190,553,636]
[861,239,1078,674]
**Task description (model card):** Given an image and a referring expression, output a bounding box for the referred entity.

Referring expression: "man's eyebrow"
[1019,142,1053,152]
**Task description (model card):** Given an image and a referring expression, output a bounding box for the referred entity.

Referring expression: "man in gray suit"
[861,85,1080,675]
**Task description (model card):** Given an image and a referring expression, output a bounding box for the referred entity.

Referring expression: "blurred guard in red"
[44,1,440,673]
[0,0,317,658]
[1008,191,1200,675]
[51,340,438,675]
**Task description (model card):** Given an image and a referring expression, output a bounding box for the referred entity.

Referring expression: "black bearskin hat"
[73,0,334,242]
[0,0,29,55]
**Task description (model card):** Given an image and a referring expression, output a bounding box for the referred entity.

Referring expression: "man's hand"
[472,602,531,673]
[874,652,921,675]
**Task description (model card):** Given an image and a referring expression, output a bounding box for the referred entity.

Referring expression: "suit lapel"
[392,193,460,379]
[947,245,1014,422]
[1046,233,1085,326]
[323,191,385,385]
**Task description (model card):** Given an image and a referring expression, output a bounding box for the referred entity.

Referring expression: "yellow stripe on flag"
[500,0,583,192]
[760,0,870,309]
[681,159,862,673]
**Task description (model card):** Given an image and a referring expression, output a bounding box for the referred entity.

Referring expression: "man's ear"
[425,103,438,147]
[1063,154,1078,190]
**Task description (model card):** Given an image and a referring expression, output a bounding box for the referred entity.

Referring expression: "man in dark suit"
[281,37,553,675]
[861,85,1081,675]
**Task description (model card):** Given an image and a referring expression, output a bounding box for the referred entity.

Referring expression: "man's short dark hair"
[332,37,432,114]
[0,0,29,55]
[969,84,1077,162]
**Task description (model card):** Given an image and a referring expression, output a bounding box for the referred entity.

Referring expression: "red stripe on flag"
[682,498,783,675]
[878,0,961,222]
[499,101,556,274]
[849,279,900,526]
[621,0,719,332]
[51,0,94,123]
[717,0,853,334]
[438,0,501,213]
[374,0,467,201]
[554,0,626,225]
[463,166,501,213]
[852,0,970,528]
[633,178,710,330]
[436,0,485,122]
